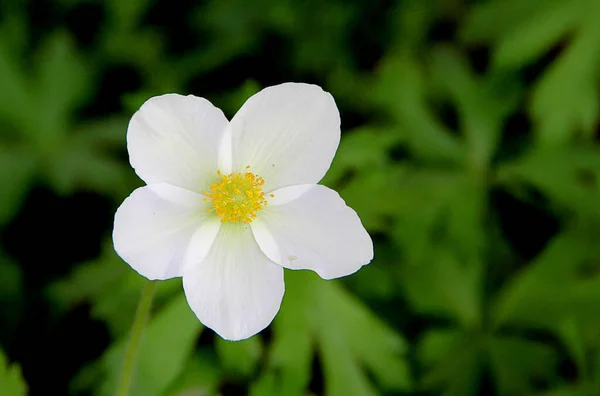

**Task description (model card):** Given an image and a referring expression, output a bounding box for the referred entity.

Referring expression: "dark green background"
[2,0,600,395]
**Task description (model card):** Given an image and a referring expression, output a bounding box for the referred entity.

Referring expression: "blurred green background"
[2,0,600,395]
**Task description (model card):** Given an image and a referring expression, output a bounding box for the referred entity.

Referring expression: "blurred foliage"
[0,348,27,396]
[2,0,600,395]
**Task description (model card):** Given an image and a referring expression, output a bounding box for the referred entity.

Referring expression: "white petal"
[252,185,373,280]
[182,224,284,341]
[127,94,227,192]
[113,184,220,280]
[228,83,340,192]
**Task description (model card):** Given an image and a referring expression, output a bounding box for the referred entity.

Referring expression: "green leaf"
[106,0,154,30]
[400,250,482,328]
[216,334,263,378]
[430,47,521,170]
[335,164,406,232]
[0,348,27,396]
[38,116,130,198]
[460,0,553,45]
[0,31,91,150]
[498,146,600,216]
[288,3,358,75]
[372,55,464,162]
[167,349,222,396]
[388,0,438,52]
[318,326,378,396]
[418,330,557,396]
[314,274,411,396]
[0,38,31,133]
[322,126,400,186]
[47,241,140,338]
[74,116,129,147]
[461,0,580,70]
[0,5,27,57]
[462,0,600,145]
[530,5,600,145]
[538,385,592,396]
[34,32,90,145]
[321,125,406,233]
[48,134,132,197]
[492,222,600,330]
[98,294,203,396]
[251,275,313,396]
[391,169,486,265]
[492,0,580,69]
[487,335,557,395]
[322,125,404,232]
[211,79,261,118]
[47,240,181,337]
[189,0,271,72]
[0,145,36,225]
[47,241,130,311]
[556,318,588,376]
[311,272,411,394]
[418,329,482,396]
[251,372,279,396]
[253,271,411,396]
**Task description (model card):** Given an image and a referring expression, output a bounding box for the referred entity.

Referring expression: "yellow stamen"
[203,169,268,223]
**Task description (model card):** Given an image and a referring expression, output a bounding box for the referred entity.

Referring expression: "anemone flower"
[113,83,373,340]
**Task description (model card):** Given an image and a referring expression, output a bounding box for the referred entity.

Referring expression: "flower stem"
[116,280,157,396]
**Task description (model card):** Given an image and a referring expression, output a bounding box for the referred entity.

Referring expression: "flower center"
[203,168,270,223]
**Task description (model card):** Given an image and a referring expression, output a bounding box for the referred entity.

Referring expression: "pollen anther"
[203,170,268,223]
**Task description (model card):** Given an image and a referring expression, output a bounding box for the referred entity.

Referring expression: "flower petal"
[127,94,228,192]
[113,184,220,280]
[182,224,284,340]
[228,83,340,192]
[252,184,373,280]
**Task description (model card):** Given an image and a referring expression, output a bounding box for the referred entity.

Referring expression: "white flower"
[113,83,373,340]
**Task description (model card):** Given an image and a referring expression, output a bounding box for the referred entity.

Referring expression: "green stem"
[116,280,157,396]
